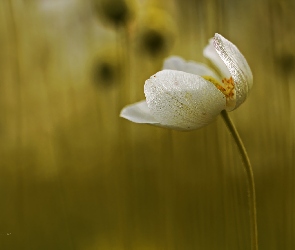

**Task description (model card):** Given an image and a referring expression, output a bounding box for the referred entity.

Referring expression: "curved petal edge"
[120,100,159,124]
[213,33,253,110]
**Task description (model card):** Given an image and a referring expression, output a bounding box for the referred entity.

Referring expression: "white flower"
[120,33,253,130]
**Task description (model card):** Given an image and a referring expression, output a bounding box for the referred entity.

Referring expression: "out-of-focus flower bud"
[93,0,136,28]
[136,8,175,57]
[91,45,122,88]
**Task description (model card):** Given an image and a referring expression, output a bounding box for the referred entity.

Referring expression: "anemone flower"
[120,33,253,130]
[120,34,258,250]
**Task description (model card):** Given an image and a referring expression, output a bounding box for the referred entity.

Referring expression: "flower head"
[120,33,253,130]
[136,8,175,57]
[91,44,122,88]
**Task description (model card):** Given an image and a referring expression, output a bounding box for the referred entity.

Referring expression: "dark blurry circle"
[141,28,166,56]
[92,60,117,88]
[277,53,295,75]
[93,0,134,27]
[136,7,175,58]
[101,1,129,25]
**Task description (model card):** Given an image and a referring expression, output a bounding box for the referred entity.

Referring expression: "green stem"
[221,110,258,250]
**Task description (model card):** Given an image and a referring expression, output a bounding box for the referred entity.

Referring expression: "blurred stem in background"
[221,110,258,250]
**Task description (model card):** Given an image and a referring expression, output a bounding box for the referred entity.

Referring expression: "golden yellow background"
[0,0,294,249]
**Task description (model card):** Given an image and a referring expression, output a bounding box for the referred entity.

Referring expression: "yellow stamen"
[203,75,235,99]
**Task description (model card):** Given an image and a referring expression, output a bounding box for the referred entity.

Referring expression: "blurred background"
[0,0,294,249]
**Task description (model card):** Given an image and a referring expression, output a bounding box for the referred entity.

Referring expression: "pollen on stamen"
[220,77,235,99]
[203,75,236,110]
[203,75,235,99]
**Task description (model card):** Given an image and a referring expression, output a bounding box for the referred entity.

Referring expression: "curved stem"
[221,110,258,250]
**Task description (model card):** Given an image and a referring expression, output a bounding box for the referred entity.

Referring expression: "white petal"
[213,33,253,109]
[163,56,187,71]
[203,38,231,78]
[144,70,226,130]
[120,100,159,124]
[163,56,220,80]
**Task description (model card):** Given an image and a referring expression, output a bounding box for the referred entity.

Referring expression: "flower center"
[203,76,235,99]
